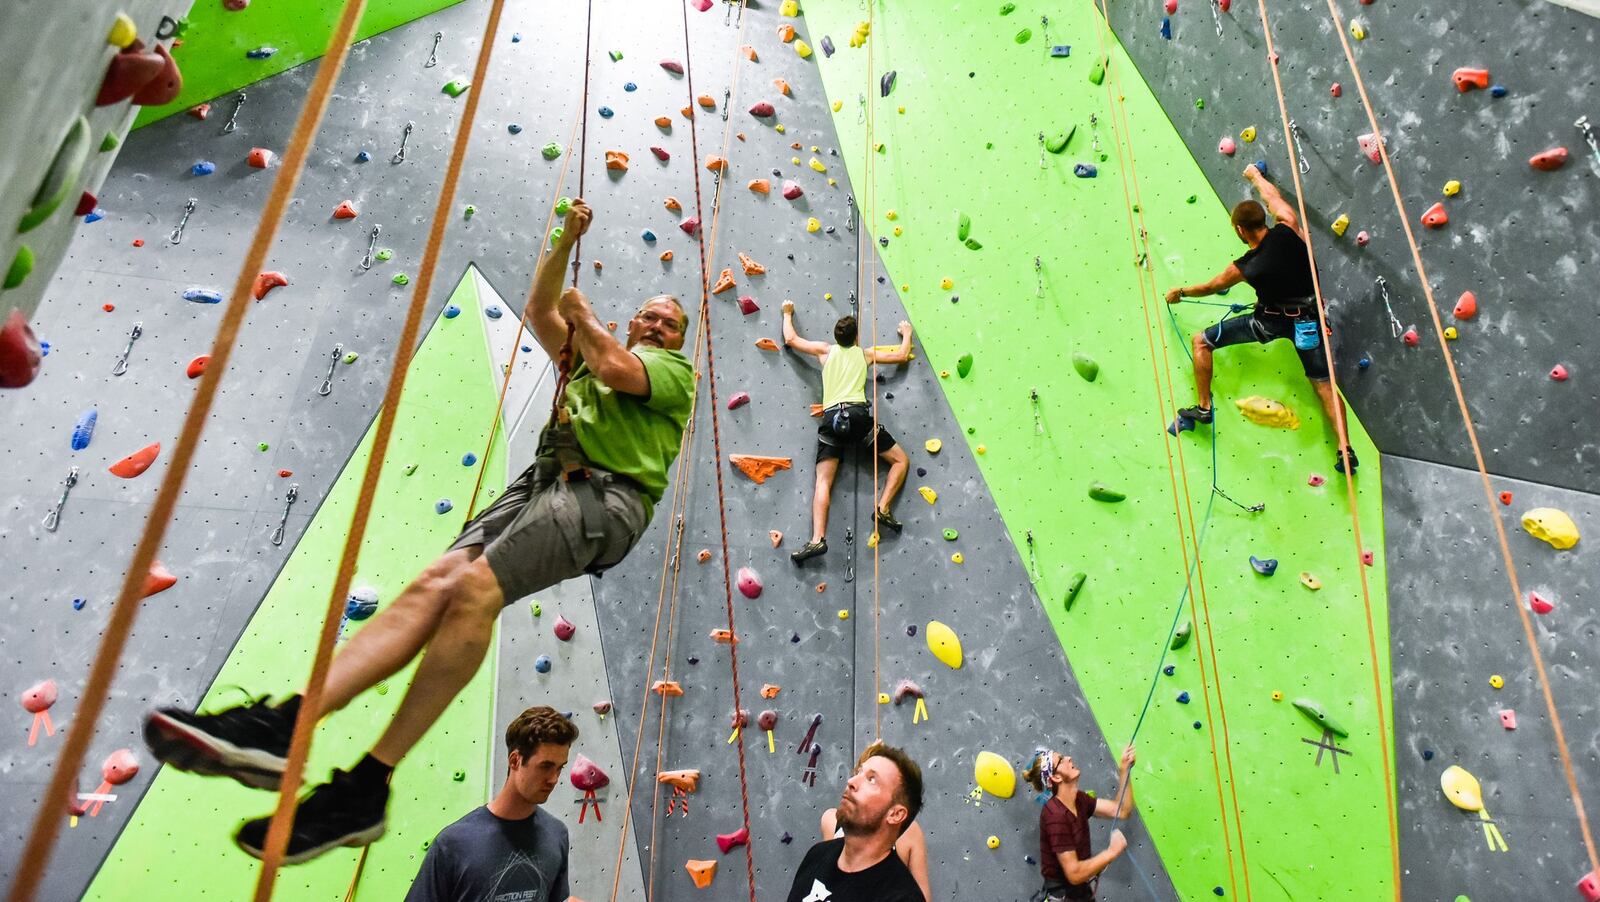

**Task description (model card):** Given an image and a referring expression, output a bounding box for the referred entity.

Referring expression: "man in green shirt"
[142,199,695,865]
[782,300,913,563]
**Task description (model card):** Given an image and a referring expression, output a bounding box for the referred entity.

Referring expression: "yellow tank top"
[821,344,867,409]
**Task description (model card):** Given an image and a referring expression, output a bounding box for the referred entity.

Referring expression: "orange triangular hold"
[697,93,716,109]
[652,680,684,697]
[332,200,358,220]
[1453,290,1478,319]
[686,859,717,889]
[681,105,694,119]
[705,155,728,172]
[778,24,796,42]
[748,179,771,194]
[739,44,758,61]
[711,268,736,294]
[664,196,682,212]
[655,116,672,129]
[1420,202,1448,228]
[109,442,161,478]
[735,133,746,142]
[143,561,177,597]
[729,454,792,484]
[774,77,792,96]
[738,253,766,275]
[605,150,629,171]
[755,337,779,351]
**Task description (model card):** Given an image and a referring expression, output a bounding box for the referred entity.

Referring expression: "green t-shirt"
[820,344,867,409]
[563,346,694,507]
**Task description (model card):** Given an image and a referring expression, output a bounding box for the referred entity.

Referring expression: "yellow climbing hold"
[1235,396,1300,429]
[779,0,799,15]
[792,156,802,165]
[1444,326,1459,340]
[878,692,890,704]
[795,39,812,59]
[924,439,942,454]
[809,157,827,172]
[1350,19,1367,40]
[867,531,879,548]
[926,620,963,669]
[1331,214,1350,237]
[850,20,871,48]
[892,226,903,236]
[806,217,821,233]
[975,445,986,455]
[1241,126,1258,143]
[918,486,938,504]
[898,106,906,114]
[838,609,850,620]
[1440,765,1484,812]
[1489,674,1504,689]
[1300,572,1322,590]
[832,100,843,112]
[986,835,1001,849]
[1522,507,1579,549]
[939,370,950,378]
[776,123,787,134]
[974,751,1017,798]
[828,178,837,186]
[940,277,954,290]
[823,293,834,301]
[900,284,909,292]
[1271,691,1284,701]
[1444,180,1462,196]
[886,210,898,221]
[107,12,138,48]
[951,552,964,564]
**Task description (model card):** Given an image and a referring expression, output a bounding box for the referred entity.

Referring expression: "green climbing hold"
[463,204,476,218]
[542,143,562,161]
[531,601,543,617]
[1186,195,1197,204]
[1292,698,1349,738]
[258,442,270,452]
[1088,481,1125,502]
[452,769,466,782]
[957,212,972,241]
[966,426,976,435]
[100,132,120,153]
[943,528,959,541]
[392,273,410,285]
[1062,572,1087,611]
[4,245,35,289]
[404,463,419,475]
[375,248,393,262]
[956,353,974,378]
[1089,58,1107,85]
[1170,621,1192,650]
[549,226,564,246]
[999,1,1016,13]
[1071,353,1099,382]
[442,80,470,97]
[555,196,572,216]
[1045,125,1076,154]
[1195,98,1205,110]
[963,237,983,251]
[608,50,623,61]
[1015,28,1032,43]
[342,352,359,364]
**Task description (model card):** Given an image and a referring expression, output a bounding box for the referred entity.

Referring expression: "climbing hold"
[1452,67,1490,92]
[441,80,470,97]
[782,180,804,200]
[1299,572,1322,591]
[554,615,576,641]
[795,39,813,58]
[252,271,288,300]
[705,156,728,172]
[1443,180,1462,197]
[748,178,771,194]
[1489,674,1504,690]
[1362,550,1375,565]
[957,212,972,241]
[650,146,669,161]
[1521,508,1579,549]
[678,217,700,236]
[957,353,974,378]
[755,337,780,352]
[809,157,827,172]
[1235,396,1300,429]
[1529,147,1569,171]
[542,143,562,160]
[918,486,938,505]
[1218,136,1237,156]
[686,860,717,889]
[767,529,783,548]
[333,200,358,220]
[435,499,453,515]
[4,246,35,289]
[710,269,737,295]
[1420,203,1449,228]
[1249,556,1278,576]
[1440,765,1484,812]
[1529,591,1554,615]
[246,45,279,59]
[183,288,223,304]
[142,561,177,598]
[1088,482,1126,503]
[715,826,751,855]
[1176,691,1191,704]
[186,355,210,379]
[109,443,161,478]
[1063,572,1087,611]
[1073,163,1098,178]
[190,161,216,177]
[70,409,98,451]
[924,439,942,454]
[925,621,963,669]
[1331,214,1350,237]
[1551,364,1570,382]
[1499,709,1517,730]
[355,150,371,163]
[534,655,552,674]
[1291,698,1348,737]
[247,147,274,168]
[1072,353,1099,382]
[941,529,959,543]
[737,296,759,315]
[727,391,750,410]
[806,217,821,233]
[974,751,1017,798]
[605,150,629,171]
[1453,291,1478,319]
[1443,327,1458,340]
[1499,491,1514,505]
[1171,622,1192,650]
[1357,132,1384,163]
[1308,473,1326,487]
[1356,230,1371,247]
[736,567,763,599]
[598,106,614,119]
[1089,57,1106,85]
[1349,19,1366,39]
[738,253,766,275]
[1402,327,1419,346]
[749,101,775,118]
[508,123,523,134]
[1240,126,1257,143]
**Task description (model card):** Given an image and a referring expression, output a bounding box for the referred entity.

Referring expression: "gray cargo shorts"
[448,459,651,604]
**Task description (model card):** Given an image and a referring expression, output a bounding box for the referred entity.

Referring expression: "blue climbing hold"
[1176,691,1191,704]
[346,588,380,621]
[1358,356,1371,369]
[73,598,87,611]
[915,467,927,477]
[1249,555,1278,576]
[521,345,533,353]
[624,82,637,92]
[508,123,522,134]
[435,499,454,514]
[1160,16,1172,39]
[444,304,461,319]
[1422,748,1435,760]
[245,46,278,59]
[1214,888,1226,897]
[84,209,105,223]
[880,70,897,97]
[1193,721,1203,730]
[462,452,478,467]
[183,288,223,304]
[906,624,918,637]
[71,408,97,451]
[534,655,552,673]
[781,831,795,844]
[484,305,503,319]
[1051,45,1072,57]
[599,106,614,118]
[1489,84,1507,98]
[791,632,801,643]
[1163,664,1175,676]
[821,36,835,57]
[355,150,371,163]
[191,161,216,176]
[642,229,657,242]
[1252,159,1269,177]
[511,33,521,42]
[1074,163,1098,178]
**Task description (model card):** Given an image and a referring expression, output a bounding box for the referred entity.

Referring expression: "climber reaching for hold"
[781,300,913,564]
[1164,164,1357,474]
[141,198,696,866]
[1023,743,1136,902]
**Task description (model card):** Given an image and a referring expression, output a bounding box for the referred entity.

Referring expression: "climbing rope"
[1251,2,1401,896]
[547,0,600,427]
[249,0,512,896]
[864,0,884,745]
[1321,0,1600,878]
[5,4,374,900]
[1085,2,1251,897]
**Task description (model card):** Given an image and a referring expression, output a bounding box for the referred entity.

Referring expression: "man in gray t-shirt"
[406,706,577,902]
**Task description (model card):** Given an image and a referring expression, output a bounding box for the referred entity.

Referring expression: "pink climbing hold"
[1578,870,1600,902]
[1499,709,1517,731]
[1307,473,1325,487]
[679,216,701,235]
[782,180,804,200]
[1551,363,1569,382]
[1330,82,1342,98]
[1528,591,1554,615]
[660,59,685,75]
[738,295,759,315]
[554,615,576,641]
[1452,290,1478,320]
[736,566,763,599]
[1218,136,1237,156]
[1361,550,1375,566]
[21,679,56,714]
[569,754,610,791]
[728,391,750,409]
[1529,147,1569,171]
[650,146,670,161]
[692,0,712,10]
[1357,132,1383,163]
[1402,327,1419,347]
[716,826,750,854]
[1355,230,1370,246]
[224,0,250,9]
[749,101,776,117]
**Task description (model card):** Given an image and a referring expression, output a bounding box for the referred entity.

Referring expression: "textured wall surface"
[1105,0,1600,493]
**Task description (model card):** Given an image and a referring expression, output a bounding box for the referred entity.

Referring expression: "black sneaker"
[235,768,388,865]
[790,539,828,564]
[1335,446,1360,474]
[1176,404,1214,424]
[875,508,904,534]
[144,694,295,790]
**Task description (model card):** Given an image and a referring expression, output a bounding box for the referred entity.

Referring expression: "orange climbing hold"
[605,150,629,171]
[740,45,758,61]
[664,196,682,212]
[697,93,716,109]
[1451,67,1490,92]
[711,268,737,294]
[660,251,674,263]
[705,155,728,172]
[755,337,779,351]
[143,561,177,597]
[1529,147,1569,171]
[1420,202,1449,228]
[1453,291,1478,319]
[774,77,792,96]
[739,253,766,275]
[760,683,781,698]
[769,529,783,547]
[109,442,160,478]
[778,23,797,42]
[253,271,289,300]
[655,115,672,129]
[730,454,792,483]
[658,769,702,792]
[652,680,684,697]
[186,355,210,379]
[681,105,694,119]
[748,178,771,194]
[697,548,712,563]
[332,200,358,220]
[809,403,824,417]
[685,859,717,889]
[710,628,738,644]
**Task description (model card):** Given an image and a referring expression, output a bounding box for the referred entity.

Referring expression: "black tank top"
[1233,223,1316,314]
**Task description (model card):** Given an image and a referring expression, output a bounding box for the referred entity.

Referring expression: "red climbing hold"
[554,615,576,641]
[1451,67,1490,92]
[738,295,759,315]
[1529,147,1569,171]
[1420,203,1448,229]
[1551,363,1569,381]
[660,59,685,75]
[109,442,161,478]
[1330,82,1342,98]
[569,754,610,791]
[1164,0,1178,13]
[1529,591,1554,615]
[650,146,670,161]
[1403,327,1420,346]
[728,391,750,410]
[186,354,210,379]
[188,103,211,119]
[715,826,750,854]
[1580,871,1600,902]
[277,469,293,477]
[143,561,177,597]
[1357,132,1383,163]
[737,567,763,599]
[76,192,98,216]
[247,147,274,168]
[253,271,289,300]
[782,180,804,200]
[1452,291,1477,319]
[1218,0,1230,9]
[132,45,183,106]
[97,43,169,106]
[749,101,776,117]
[1499,491,1513,505]
[679,216,701,235]
[332,200,358,220]
[0,310,43,388]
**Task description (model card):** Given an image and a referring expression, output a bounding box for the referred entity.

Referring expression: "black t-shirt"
[1233,223,1316,314]
[786,838,923,902]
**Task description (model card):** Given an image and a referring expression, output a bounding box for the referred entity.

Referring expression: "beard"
[836,801,884,836]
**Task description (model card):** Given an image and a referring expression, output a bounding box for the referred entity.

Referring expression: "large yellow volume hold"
[1235,396,1300,429]
[925,620,963,669]
[974,751,1016,799]
[1522,508,1580,549]
[1439,765,1483,812]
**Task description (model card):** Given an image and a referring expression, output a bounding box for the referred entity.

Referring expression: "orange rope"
[1087,4,1250,897]
[1252,2,1401,897]
[864,0,883,744]
[1322,0,1600,878]
[250,0,510,895]
[4,4,372,899]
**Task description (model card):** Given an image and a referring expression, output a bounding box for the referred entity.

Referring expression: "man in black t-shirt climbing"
[787,745,925,902]
[1165,164,1358,474]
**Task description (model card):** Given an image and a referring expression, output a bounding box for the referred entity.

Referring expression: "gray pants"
[448,459,650,603]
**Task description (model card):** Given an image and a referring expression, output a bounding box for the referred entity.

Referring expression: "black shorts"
[816,404,898,463]
[1202,310,1330,381]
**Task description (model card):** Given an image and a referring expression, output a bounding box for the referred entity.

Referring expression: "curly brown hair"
[505,706,579,760]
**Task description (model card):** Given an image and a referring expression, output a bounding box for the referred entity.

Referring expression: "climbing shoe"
[235,767,388,865]
[790,539,828,564]
[144,694,297,790]
[1335,446,1360,474]
[1176,404,1214,424]
[875,507,904,534]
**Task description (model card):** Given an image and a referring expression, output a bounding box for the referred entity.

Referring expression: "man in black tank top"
[1163,164,1358,474]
